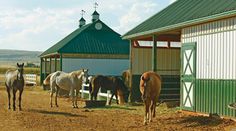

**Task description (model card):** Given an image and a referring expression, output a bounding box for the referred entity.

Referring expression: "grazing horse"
[122,69,131,101]
[140,71,161,125]
[89,75,129,105]
[5,63,25,111]
[43,69,89,108]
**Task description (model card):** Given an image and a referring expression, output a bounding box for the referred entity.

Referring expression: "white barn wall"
[62,58,129,76]
[182,17,236,79]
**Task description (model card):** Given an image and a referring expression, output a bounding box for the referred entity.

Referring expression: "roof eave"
[123,10,236,40]
[39,52,59,58]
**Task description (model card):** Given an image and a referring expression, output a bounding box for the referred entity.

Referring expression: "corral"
[0,86,235,130]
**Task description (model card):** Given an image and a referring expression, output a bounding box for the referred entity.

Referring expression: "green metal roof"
[92,11,99,15]
[40,20,129,57]
[123,0,236,39]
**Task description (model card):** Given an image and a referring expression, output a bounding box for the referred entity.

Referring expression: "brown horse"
[140,71,161,125]
[89,75,129,105]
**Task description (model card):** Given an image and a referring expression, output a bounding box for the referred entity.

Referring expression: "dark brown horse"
[140,71,161,125]
[5,63,25,111]
[89,75,129,105]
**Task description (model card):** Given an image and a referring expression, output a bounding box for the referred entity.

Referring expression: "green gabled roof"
[92,10,99,15]
[40,20,129,57]
[123,0,236,39]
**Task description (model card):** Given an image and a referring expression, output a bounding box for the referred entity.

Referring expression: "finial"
[81,10,85,17]
[94,2,98,11]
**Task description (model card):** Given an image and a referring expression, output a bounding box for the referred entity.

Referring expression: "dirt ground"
[0,86,236,131]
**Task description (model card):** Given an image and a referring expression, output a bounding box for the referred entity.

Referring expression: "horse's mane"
[69,70,83,77]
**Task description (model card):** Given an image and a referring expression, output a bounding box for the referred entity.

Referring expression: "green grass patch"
[0,67,40,75]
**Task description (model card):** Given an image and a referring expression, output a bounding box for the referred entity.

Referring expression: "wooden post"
[49,57,52,74]
[152,35,157,72]
[40,58,43,84]
[44,58,47,79]
[54,56,57,72]
[60,53,62,71]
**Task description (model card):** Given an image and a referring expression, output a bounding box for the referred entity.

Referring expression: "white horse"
[43,69,89,108]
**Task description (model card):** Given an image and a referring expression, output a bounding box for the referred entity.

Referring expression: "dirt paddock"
[0,86,235,131]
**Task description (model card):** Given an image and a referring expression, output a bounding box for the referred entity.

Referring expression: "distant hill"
[0,49,42,67]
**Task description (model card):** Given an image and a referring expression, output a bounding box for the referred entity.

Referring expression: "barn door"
[181,42,196,111]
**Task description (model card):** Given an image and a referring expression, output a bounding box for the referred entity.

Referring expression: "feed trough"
[84,100,107,108]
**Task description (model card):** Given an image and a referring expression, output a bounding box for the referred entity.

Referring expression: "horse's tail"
[43,73,53,85]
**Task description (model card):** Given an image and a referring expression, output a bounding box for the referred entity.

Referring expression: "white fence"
[80,83,115,105]
[25,74,37,86]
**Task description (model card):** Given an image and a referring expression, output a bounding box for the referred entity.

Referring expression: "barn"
[40,10,129,84]
[123,0,236,118]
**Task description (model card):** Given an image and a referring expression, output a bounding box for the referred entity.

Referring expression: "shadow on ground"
[28,109,87,117]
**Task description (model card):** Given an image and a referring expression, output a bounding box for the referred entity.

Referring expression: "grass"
[0,67,40,75]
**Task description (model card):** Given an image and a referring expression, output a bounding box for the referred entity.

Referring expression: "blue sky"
[0,0,176,51]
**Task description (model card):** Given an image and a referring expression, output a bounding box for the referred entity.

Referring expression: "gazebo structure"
[40,10,129,84]
[123,0,236,118]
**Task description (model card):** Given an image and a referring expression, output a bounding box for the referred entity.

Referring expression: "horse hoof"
[143,121,148,125]
[56,105,59,107]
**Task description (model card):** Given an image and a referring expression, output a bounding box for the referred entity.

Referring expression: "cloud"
[0,0,166,51]
[169,0,177,4]
[0,7,84,51]
[111,1,158,34]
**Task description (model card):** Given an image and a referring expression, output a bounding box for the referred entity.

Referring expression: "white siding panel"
[62,58,129,76]
[182,17,236,80]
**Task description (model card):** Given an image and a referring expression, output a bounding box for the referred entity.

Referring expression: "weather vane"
[81,10,85,17]
[94,2,98,10]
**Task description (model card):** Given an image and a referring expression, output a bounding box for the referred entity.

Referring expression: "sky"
[0,0,176,51]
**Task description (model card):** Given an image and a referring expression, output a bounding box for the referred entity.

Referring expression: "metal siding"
[62,58,129,76]
[182,17,236,79]
[195,80,236,118]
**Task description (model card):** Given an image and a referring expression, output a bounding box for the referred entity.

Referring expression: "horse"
[140,71,161,125]
[122,69,131,101]
[5,63,25,111]
[89,75,129,105]
[43,69,89,108]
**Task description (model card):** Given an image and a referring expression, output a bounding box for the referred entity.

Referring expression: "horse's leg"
[55,87,59,107]
[144,99,151,125]
[152,99,157,118]
[6,87,11,109]
[93,87,99,101]
[114,89,119,104]
[70,88,75,108]
[75,89,79,108]
[109,93,115,105]
[50,91,54,108]
[149,100,155,123]
[18,89,23,111]
[12,89,17,111]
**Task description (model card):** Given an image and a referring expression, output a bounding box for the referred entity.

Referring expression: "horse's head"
[140,75,150,101]
[82,69,89,84]
[17,63,24,79]
[117,77,130,103]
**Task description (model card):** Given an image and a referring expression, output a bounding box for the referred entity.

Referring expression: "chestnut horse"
[140,71,161,125]
[89,75,129,105]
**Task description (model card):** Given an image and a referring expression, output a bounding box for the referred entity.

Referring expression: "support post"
[49,57,52,74]
[152,35,157,72]
[54,56,57,72]
[60,53,62,71]
[40,58,43,84]
[44,58,47,79]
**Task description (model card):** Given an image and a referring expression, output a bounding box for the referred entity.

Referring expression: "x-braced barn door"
[181,42,196,111]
